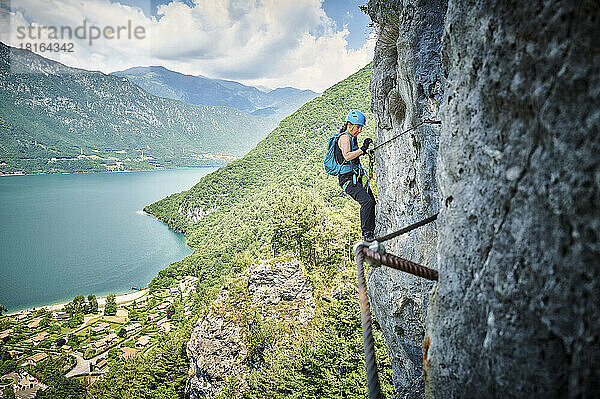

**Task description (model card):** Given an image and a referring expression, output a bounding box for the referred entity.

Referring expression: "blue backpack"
[324,132,346,176]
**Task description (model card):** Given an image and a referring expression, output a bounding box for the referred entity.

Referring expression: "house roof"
[120,347,138,360]
[92,322,110,332]
[27,317,43,328]
[93,332,119,348]
[52,311,68,316]
[136,336,150,346]
[125,322,142,332]
[32,331,49,343]
[28,352,49,362]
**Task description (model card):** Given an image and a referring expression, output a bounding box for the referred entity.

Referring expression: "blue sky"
[321,0,371,50]
[2,0,375,91]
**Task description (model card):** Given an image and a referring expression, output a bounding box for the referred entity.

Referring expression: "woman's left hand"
[361,138,373,153]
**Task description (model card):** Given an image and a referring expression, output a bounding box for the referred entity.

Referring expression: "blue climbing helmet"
[345,109,366,126]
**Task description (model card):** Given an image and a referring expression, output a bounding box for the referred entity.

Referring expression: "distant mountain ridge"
[110,66,319,118]
[0,43,278,175]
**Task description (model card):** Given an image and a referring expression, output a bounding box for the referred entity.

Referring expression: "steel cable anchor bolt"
[353,240,386,266]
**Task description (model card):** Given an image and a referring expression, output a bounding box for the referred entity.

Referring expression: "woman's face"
[349,123,363,136]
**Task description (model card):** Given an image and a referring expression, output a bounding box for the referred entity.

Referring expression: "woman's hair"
[340,121,350,133]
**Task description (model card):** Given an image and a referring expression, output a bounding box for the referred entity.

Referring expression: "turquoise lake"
[0,168,216,313]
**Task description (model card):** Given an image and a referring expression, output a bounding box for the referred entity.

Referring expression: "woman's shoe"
[363,231,375,242]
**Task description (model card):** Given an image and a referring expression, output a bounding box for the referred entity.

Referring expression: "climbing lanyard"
[367,150,374,187]
[351,119,440,195]
[353,214,439,399]
[361,151,374,189]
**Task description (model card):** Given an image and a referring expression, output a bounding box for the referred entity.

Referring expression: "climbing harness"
[341,161,373,192]
[353,214,439,399]
[372,119,442,151]
[339,137,374,192]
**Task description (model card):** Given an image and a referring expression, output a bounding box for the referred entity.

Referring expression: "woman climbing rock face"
[336,110,375,241]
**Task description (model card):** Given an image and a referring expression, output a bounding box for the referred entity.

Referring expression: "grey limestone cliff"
[186,260,314,398]
[426,1,600,398]
[367,0,600,398]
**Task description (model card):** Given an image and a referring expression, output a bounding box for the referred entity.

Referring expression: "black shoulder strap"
[334,134,345,165]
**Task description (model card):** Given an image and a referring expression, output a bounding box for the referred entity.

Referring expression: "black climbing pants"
[344,179,376,236]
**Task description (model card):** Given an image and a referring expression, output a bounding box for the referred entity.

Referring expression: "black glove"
[360,138,373,153]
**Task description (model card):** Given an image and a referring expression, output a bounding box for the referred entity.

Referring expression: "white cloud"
[1,0,374,91]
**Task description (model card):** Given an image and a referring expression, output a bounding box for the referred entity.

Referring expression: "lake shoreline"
[5,288,149,316]
[0,167,211,315]
[0,164,225,178]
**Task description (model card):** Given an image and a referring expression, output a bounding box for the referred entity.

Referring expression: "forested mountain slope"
[0,43,275,175]
[139,63,397,397]
[145,63,375,280]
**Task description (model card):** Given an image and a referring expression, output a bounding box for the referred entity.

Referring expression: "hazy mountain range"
[0,43,319,175]
[111,66,319,119]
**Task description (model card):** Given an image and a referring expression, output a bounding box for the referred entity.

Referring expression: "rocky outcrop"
[248,260,315,322]
[366,0,446,397]
[426,1,600,398]
[187,296,249,399]
[186,259,314,398]
[178,205,218,223]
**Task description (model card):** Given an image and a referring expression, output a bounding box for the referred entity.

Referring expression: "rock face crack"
[479,141,539,279]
